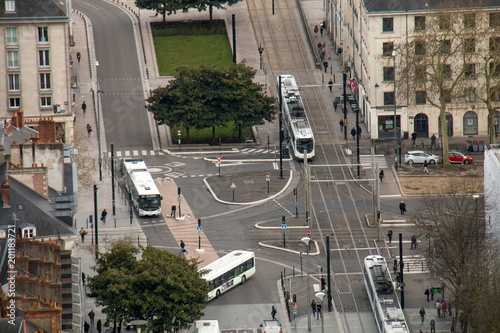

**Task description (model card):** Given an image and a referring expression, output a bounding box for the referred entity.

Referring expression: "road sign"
[177,130,181,135]
[197,226,202,232]
[293,304,298,310]
[293,309,298,315]
[265,172,271,181]
[231,182,237,189]
[282,224,287,230]
[217,157,222,162]
[307,230,311,237]
[178,196,181,202]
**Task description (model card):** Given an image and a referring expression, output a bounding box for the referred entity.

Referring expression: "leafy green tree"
[136,0,186,25]
[147,63,276,143]
[189,0,244,21]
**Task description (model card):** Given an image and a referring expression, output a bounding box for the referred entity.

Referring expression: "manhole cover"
[243,179,254,184]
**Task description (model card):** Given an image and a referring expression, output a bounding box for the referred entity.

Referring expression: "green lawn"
[154,35,233,76]
[172,122,253,144]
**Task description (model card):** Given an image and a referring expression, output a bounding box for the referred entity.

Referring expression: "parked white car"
[404,150,441,165]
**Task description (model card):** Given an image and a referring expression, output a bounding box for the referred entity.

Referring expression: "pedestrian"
[430,318,436,333]
[82,272,86,286]
[425,286,430,302]
[77,51,81,63]
[311,300,316,317]
[379,170,384,183]
[316,302,322,319]
[387,228,393,244]
[97,319,102,333]
[320,52,324,61]
[411,131,417,146]
[328,49,331,59]
[321,46,325,55]
[399,201,406,215]
[79,227,87,242]
[337,47,343,56]
[328,79,333,92]
[320,26,324,36]
[333,99,338,111]
[86,124,92,135]
[320,275,326,290]
[350,127,356,140]
[396,271,401,283]
[84,321,90,333]
[339,119,344,131]
[82,101,87,114]
[170,203,177,218]
[357,126,362,137]
[431,134,436,148]
[271,306,277,320]
[317,42,322,50]
[442,301,447,318]
[435,299,441,317]
[423,160,430,174]
[179,240,188,254]
[323,61,328,73]
[100,209,107,223]
[430,285,435,300]
[314,25,319,35]
[447,301,452,316]
[419,307,426,322]
[322,42,326,48]
[88,309,95,326]
[411,234,417,249]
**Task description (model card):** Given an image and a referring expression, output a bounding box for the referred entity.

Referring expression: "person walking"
[350,127,356,140]
[379,170,384,183]
[423,160,430,174]
[447,301,452,316]
[179,240,188,254]
[411,131,417,146]
[431,134,436,148]
[170,204,177,218]
[79,227,87,242]
[436,299,441,317]
[430,285,435,300]
[323,60,329,73]
[84,321,90,333]
[328,79,333,92]
[88,309,95,326]
[339,119,344,131]
[328,49,331,59]
[97,319,102,333]
[333,99,338,112]
[82,272,86,286]
[311,300,316,317]
[411,234,417,249]
[316,302,322,319]
[77,51,81,63]
[419,307,426,322]
[82,101,87,114]
[399,201,407,215]
[425,286,430,302]
[357,126,362,137]
[430,318,436,333]
[442,300,447,318]
[100,209,107,223]
[86,124,92,135]
[320,275,326,291]
[387,228,393,244]
[320,25,324,36]
[314,25,319,36]
[271,306,277,320]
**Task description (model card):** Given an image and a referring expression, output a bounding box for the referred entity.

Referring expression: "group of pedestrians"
[310,300,322,319]
[84,309,102,333]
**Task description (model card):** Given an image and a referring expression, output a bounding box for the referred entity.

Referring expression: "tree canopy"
[147,62,276,142]
[88,241,210,333]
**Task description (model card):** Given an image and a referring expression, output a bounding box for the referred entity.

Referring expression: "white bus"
[200,250,255,301]
[122,158,162,217]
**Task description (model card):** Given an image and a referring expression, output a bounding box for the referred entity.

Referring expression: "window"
[22,227,35,239]
[415,16,425,31]
[465,88,476,103]
[41,96,52,107]
[383,67,394,81]
[40,73,51,90]
[464,39,475,53]
[7,51,18,68]
[464,14,476,29]
[441,40,451,54]
[39,50,50,67]
[444,89,452,104]
[384,92,395,105]
[442,65,452,79]
[490,13,500,27]
[465,64,475,78]
[490,62,500,76]
[5,0,15,12]
[9,98,20,108]
[415,41,426,55]
[415,65,426,83]
[383,42,394,56]
[383,18,393,32]
[463,111,478,135]
[6,27,17,44]
[439,15,451,30]
[416,91,426,104]
[8,74,19,91]
[492,87,500,101]
[490,37,500,52]
[38,27,48,43]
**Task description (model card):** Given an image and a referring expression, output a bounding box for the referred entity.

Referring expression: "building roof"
[0,0,68,20]
[364,0,500,14]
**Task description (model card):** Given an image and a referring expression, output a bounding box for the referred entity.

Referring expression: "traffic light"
[282,216,286,224]
[426,234,430,238]
[293,294,297,303]
[198,219,201,227]
[377,211,381,221]
[178,187,181,196]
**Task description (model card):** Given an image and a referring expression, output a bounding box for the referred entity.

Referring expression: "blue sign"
[282,224,287,230]
[197,226,202,232]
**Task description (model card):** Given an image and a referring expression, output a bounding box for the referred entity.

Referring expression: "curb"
[258,240,320,256]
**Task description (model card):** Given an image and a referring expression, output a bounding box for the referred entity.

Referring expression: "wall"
[484,147,500,242]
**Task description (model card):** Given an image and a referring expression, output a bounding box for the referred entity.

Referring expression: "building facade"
[0,0,74,143]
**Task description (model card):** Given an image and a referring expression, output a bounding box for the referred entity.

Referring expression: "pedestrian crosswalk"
[396,255,429,274]
[359,154,388,169]
[240,148,278,154]
[108,150,165,158]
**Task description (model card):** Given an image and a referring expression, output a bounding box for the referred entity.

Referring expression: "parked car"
[449,151,473,164]
[404,150,441,165]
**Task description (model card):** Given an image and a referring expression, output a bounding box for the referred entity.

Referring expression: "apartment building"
[0,0,73,143]
[327,0,500,140]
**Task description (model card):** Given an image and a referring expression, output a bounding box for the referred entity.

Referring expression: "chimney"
[2,176,10,208]
[12,108,24,128]
[38,117,56,143]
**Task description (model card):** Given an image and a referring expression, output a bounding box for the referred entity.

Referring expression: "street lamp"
[301,236,311,332]
[258,43,264,70]
[315,291,325,333]
[392,51,398,170]
[95,61,103,181]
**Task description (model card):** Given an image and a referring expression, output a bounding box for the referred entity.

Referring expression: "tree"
[147,62,276,143]
[88,241,210,333]
[189,0,244,21]
[394,8,473,166]
[136,0,186,25]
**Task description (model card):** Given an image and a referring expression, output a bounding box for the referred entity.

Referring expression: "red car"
[449,152,473,164]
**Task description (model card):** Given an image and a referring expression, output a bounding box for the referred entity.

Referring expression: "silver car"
[404,150,441,165]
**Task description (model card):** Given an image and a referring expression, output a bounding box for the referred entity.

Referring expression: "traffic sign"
[265,172,271,181]
[197,226,202,232]
[178,196,181,202]
[293,304,298,310]
[177,130,181,135]
[293,309,298,315]
[217,157,222,162]
[307,230,311,237]
[231,182,237,189]
[282,224,287,230]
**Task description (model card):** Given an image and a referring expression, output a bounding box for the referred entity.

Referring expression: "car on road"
[404,150,441,165]
[449,151,473,164]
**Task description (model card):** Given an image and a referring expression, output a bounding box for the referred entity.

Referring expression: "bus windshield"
[297,139,314,153]
[139,196,161,210]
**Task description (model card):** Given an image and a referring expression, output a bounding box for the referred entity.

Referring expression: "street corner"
[204,169,293,204]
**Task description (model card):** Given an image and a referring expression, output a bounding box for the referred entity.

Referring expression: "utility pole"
[232,14,236,63]
[278,75,283,179]
[93,184,99,259]
[399,232,405,309]
[343,73,347,140]
[326,235,332,312]
[111,143,116,228]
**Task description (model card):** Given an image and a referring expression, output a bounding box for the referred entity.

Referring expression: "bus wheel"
[216,290,221,299]
[241,275,246,284]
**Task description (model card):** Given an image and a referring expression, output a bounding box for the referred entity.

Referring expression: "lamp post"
[392,51,398,170]
[301,237,311,332]
[95,61,103,181]
[258,43,264,70]
[315,291,325,333]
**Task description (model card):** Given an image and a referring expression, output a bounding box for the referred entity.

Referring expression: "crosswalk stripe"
[359,155,388,169]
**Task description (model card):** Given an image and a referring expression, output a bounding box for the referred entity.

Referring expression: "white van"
[195,320,220,333]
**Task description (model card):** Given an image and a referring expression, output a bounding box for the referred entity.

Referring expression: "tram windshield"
[139,195,161,210]
[297,139,314,153]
